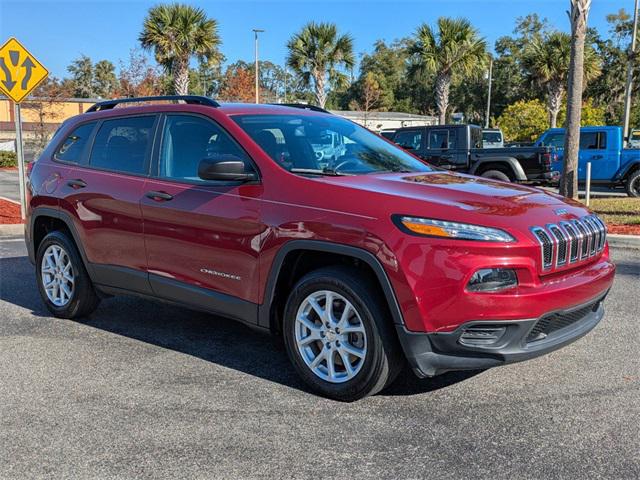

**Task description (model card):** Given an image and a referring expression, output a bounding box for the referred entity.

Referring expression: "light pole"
[622,0,639,145]
[283,66,288,103]
[485,56,493,129]
[253,29,265,103]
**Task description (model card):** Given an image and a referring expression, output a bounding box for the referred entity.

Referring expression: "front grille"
[526,299,601,343]
[531,215,606,271]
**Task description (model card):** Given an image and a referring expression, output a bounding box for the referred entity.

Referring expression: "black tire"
[625,169,640,197]
[283,266,403,401]
[480,169,511,182]
[35,230,100,319]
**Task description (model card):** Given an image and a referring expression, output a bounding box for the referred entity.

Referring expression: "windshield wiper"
[289,167,349,176]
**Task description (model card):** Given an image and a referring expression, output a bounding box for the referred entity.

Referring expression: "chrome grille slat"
[574,219,590,259]
[583,217,598,256]
[532,215,606,273]
[548,224,567,267]
[531,227,554,270]
[561,221,579,263]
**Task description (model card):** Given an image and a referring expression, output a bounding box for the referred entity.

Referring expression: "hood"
[322,171,591,229]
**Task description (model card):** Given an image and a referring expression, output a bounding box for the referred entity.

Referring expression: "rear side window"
[470,127,483,149]
[158,114,252,181]
[429,129,456,149]
[394,130,422,150]
[580,132,606,150]
[55,122,96,163]
[89,116,155,174]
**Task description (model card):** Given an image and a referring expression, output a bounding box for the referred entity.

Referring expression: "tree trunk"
[560,0,591,200]
[173,58,190,95]
[435,73,451,125]
[314,68,327,108]
[548,82,563,128]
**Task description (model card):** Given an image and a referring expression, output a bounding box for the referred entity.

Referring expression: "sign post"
[14,103,26,218]
[0,37,49,220]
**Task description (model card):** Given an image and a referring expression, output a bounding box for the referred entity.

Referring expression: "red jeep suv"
[25,96,615,401]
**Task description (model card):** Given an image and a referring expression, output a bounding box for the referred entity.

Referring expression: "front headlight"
[394,216,515,242]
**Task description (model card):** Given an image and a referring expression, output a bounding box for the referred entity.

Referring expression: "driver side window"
[159,115,251,181]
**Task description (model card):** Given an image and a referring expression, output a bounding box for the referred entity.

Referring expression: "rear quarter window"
[54,122,96,163]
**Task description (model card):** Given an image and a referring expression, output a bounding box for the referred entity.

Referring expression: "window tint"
[233,114,431,175]
[159,114,251,181]
[470,127,483,148]
[579,131,606,150]
[394,130,422,150]
[429,129,455,149]
[55,122,96,163]
[543,133,565,148]
[89,116,155,174]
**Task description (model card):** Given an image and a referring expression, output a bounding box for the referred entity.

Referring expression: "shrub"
[0,151,17,168]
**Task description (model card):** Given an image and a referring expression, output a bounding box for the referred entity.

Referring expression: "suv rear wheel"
[480,169,511,182]
[36,230,100,318]
[625,169,640,197]
[283,266,402,401]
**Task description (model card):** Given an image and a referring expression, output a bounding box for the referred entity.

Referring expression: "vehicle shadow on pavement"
[0,255,479,398]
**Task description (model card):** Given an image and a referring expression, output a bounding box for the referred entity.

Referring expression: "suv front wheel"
[283,266,402,401]
[36,230,100,319]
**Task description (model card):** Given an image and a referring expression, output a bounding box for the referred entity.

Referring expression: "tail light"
[541,152,552,169]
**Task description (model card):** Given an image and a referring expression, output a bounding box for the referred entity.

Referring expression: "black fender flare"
[469,157,527,181]
[257,240,405,331]
[616,161,640,181]
[28,207,95,279]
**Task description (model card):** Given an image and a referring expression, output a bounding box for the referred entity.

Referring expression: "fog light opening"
[459,326,507,347]
[467,268,518,293]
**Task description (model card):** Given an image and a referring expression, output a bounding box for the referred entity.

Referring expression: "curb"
[0,224,24,237]
[0,195,20,205]
[607,234,640,250]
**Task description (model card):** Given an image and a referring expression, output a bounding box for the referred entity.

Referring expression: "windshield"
[232,114,432,175]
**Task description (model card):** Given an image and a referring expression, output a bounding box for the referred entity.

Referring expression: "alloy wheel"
[41,244,75,307]
[294,290,367,383]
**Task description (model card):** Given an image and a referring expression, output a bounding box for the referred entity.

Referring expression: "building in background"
[331,110,437,132]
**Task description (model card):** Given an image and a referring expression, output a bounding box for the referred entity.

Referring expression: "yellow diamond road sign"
[0,37,48,103]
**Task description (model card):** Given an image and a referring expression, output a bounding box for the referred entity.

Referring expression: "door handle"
[145,190,173,201]
[67,179,87,189]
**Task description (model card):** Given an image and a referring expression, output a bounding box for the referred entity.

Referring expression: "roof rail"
[86,95,220,112]
[272,103,331,114]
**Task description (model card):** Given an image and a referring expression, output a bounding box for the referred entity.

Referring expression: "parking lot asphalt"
[0,236,638,480]
[0,169,20,203]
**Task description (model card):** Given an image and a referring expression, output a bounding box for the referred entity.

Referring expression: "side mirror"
[198,156,257,182]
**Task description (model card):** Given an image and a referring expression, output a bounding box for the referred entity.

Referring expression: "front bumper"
[397,291,608,377]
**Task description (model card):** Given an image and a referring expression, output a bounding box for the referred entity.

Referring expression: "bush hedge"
[0,151,17,168]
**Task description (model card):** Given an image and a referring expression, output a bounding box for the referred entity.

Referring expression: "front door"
[140,113,264,319]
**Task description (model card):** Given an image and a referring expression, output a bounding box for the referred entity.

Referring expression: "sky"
[0,0,631,79]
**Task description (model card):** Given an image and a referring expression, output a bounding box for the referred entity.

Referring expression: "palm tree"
[524,31,600,128]
[139,3,221,95]
[286,22,355,108]
[408,18,487,125]
[561,0,593,199]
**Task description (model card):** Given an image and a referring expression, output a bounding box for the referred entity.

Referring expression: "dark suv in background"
[25,96,615,401]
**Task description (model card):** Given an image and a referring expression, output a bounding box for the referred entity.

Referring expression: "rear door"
[578,130,614,181]
[424,127,465,169]
[60,114,157,294]
[140,113,263,314]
